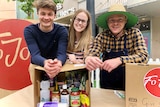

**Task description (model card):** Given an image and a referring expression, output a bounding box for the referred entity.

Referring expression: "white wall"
[78,0,86,9]
[0,0,16,19]
[151,17,160,59]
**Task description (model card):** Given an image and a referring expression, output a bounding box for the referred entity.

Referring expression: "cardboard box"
[31,63,90,107]
[126,63,160,107]
[0,89,17,98]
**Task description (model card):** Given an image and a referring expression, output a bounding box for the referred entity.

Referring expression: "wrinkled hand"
[85,56,103,71]
[101,57,122,72]
[44,59,62,78]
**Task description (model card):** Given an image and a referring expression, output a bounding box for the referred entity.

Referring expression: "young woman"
[67,9,93,64]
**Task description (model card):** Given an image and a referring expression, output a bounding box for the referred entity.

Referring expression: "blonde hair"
[67,9,93,56]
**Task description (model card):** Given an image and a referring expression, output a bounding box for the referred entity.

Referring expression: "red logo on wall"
[144,67,160,97]
[0,19,32,90]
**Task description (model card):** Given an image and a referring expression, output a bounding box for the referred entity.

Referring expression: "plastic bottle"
[60,84,69,107]
[40,80,50,102]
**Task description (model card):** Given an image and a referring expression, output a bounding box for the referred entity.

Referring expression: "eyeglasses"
[74,18,87,25]
[108,18,126,24]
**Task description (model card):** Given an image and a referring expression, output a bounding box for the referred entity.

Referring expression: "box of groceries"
[30,63,90,107]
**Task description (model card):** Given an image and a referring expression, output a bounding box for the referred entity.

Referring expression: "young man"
[85,4,149,90]
[24,0,68,79]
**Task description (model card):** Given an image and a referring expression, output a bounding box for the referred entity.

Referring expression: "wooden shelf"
[54,13,74,25]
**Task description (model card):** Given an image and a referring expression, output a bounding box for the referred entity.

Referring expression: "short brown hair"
[33,0,57,14]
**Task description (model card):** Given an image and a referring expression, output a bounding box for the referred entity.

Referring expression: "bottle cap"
[71,87,79,92]
[40,80,50,89]
[62,84,67,89]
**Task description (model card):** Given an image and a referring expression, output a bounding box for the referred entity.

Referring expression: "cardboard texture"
[0,89,17,98]
[126,63,160,107]
[30,63,90,107]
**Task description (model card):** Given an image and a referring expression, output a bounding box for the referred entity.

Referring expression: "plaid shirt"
[89,28,149,64]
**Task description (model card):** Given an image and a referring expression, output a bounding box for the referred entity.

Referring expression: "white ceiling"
[126,0,160,22]
[55,0,160,24]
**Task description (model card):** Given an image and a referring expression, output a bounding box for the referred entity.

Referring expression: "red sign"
[0,19,32,90]
[144,67,160,97]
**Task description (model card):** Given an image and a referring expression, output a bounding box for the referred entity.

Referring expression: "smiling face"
[37,8,56,32]
[107,14,127,35]
[73,12,88,33]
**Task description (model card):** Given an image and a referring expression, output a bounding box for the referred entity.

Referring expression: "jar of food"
[52,90,60,102]
[70,87,80,107]
[52,81,60,102]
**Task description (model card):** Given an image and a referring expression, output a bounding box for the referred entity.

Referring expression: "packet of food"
[80,93,90,107]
